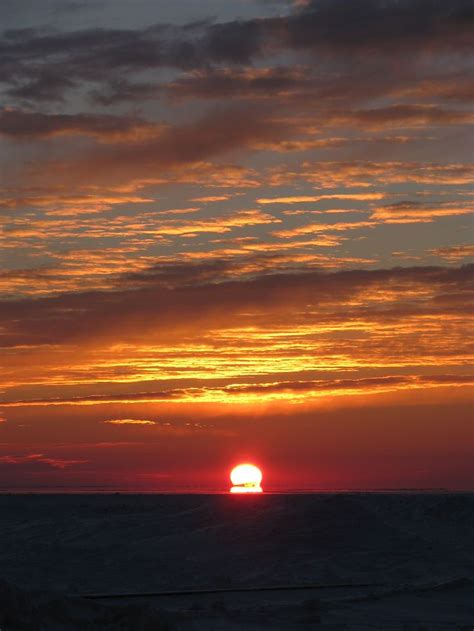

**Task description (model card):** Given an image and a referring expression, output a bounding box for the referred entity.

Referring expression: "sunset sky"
[0,0,473,491]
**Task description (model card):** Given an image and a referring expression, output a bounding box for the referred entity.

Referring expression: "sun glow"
[230,463,263,493]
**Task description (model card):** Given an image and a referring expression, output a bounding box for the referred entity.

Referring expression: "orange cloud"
[273,220,375,238]
[190,195,232,203]
[268,161,474,188]
[251,135,422,153]
[1,265,471,402]
[372,201,473,222]
[323,104,474,130]
[155,208,200,216]
[429,245,474,262]
[258,193,385,204]
[103,419,157,425]
[16,106,285,193]
[1,192,154,213]
[147,209,279,237]
[2,375,472,407]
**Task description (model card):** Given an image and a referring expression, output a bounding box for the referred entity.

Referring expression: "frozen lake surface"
[0,493,472,629]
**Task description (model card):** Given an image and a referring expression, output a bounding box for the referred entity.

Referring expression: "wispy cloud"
[0,453,87,468]
[103,419,157,425]
[0,108,162,142]
[371,201,473,222]
[257,193,384,204]
[429,245,474,262]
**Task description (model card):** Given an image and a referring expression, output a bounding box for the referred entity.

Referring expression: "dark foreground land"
[0,493,473,630]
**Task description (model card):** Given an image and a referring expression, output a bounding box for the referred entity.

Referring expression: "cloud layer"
[1,0,473,490]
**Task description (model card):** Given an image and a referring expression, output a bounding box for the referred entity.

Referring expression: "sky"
[0,0,473,492]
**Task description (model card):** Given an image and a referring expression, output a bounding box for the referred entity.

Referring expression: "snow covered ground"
[0,493,472,629]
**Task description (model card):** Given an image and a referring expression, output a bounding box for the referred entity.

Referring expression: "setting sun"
[230,463,263,493]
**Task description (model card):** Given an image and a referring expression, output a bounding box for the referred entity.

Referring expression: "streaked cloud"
[258,193,385,204]
[3,374,473,407]
[0,108,161,142]
[273,220,376,238]
[429,245,474,262]
[268,161,474,188]
[0,453,87,469]
[103,419,157,425]
[372,201,473,223]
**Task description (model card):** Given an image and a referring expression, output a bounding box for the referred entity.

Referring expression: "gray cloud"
[0,0,471,103]
[0,107,157,140]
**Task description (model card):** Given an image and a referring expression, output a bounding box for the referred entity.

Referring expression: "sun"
[230,463,263,493]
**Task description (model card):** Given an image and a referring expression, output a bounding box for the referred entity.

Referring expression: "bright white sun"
[230,463,263,493]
